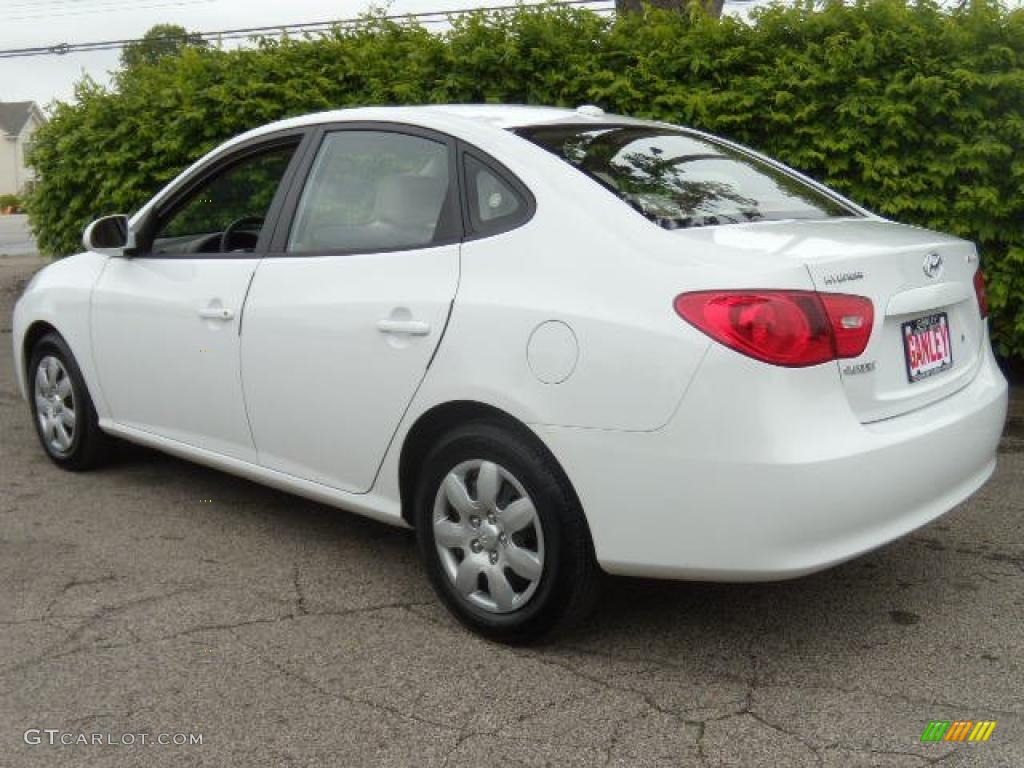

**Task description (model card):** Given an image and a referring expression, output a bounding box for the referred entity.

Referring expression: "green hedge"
[26,0,1024,357]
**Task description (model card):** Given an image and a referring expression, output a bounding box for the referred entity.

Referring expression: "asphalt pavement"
[1,253,1022,767]
[0,215,38,257]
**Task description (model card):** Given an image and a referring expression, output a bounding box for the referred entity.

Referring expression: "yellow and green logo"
[921,720,996,742]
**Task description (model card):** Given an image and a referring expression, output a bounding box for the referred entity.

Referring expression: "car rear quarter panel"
[414,129,825,434]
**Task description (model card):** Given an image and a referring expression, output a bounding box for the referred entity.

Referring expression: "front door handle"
[376,319,431,336]
[199,306,235,321]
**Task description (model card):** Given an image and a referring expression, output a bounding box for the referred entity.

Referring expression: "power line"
[2,0,214,12]
[7,0,176,4]
[3,0,203,8]
[4,0,216,23]
[0,0,616,60]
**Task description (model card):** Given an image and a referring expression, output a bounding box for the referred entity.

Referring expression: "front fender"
[12,252,111,417]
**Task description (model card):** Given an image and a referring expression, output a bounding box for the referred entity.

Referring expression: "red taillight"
[974,269,989,318]
[819,293,875,359]
[673,290,873,367]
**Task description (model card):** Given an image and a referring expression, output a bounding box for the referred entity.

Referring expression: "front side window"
[516,124,855,230]
[153,143,297,254]
[287,131,452,253]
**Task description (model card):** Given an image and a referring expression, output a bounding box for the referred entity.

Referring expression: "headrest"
[375,175,447,230]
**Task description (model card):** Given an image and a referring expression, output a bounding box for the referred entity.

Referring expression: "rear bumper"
[534,338,1008,581]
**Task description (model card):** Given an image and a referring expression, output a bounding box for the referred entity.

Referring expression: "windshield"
[515,124,857,230]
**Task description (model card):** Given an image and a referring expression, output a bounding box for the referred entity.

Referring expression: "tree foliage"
[616,0,726,20]
[26,0,1024,358]
[119,24,207,69]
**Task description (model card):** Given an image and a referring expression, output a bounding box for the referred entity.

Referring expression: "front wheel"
[415,421,600,643]
[28,332,110,470]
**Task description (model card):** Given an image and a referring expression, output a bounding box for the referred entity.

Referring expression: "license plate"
[902,313,953,383]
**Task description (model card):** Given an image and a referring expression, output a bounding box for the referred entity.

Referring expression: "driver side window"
[152,143,296,255]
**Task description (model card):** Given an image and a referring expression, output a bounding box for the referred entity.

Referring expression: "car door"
[90,133,307,461]
[240,125,461,493]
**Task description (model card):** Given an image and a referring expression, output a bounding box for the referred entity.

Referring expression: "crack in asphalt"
[490,630,1022,766]
[43,573,119,618]
[0,585,208,676]
[688,718,707,764]
[910,536,1024,573]
[509,641,1007,768]
[291,563,309,617]
[228,622,463,738]
[439,691,589,767]
[503,649,725,767]
[599,709,636,767]
[1,600,449,681]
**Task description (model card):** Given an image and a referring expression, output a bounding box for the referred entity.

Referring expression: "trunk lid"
[760,219,984,422]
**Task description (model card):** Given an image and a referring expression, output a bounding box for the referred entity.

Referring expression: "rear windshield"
[515,124,856,230]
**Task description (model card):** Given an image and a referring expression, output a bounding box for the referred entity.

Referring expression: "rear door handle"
[199,307,235,321]
[376,319,431,336]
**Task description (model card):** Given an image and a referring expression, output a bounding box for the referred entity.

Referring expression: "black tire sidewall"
[414,421,587,642]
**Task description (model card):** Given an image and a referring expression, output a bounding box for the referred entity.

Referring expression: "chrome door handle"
[376,319,431,336]
[198,307,234,321]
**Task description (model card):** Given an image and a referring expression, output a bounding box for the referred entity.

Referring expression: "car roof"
[419,104,624,128]
[231,103,650,144]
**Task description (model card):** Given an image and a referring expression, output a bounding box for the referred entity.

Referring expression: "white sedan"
[13,105,1007,641]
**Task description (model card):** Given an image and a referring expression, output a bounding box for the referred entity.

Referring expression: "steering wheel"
[219,215,265,253]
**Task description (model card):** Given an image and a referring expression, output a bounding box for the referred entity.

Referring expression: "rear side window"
[287,130,454,253]
[463,153,532,236]
[516,124,855,230]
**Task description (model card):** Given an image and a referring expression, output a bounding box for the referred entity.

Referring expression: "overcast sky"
[0,0,505,105]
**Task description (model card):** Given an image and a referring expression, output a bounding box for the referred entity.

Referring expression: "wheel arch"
[21,320,62,392]
[397,400,590,541]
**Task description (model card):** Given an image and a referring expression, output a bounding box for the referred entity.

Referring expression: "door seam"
[237,260,262,451]
[86,256,115,419]
[366,246,462,493]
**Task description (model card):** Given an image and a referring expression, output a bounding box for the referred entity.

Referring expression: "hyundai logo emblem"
[922,252,944,279]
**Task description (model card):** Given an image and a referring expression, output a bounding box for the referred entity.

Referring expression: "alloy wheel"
[34,355,76,456]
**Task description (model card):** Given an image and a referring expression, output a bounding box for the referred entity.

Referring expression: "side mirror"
[83,215,136,256]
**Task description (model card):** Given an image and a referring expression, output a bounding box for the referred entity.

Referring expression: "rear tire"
[28,332,111,470]
[415,420,600,643]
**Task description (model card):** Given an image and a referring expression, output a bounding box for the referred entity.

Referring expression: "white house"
[0,101,46,197]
